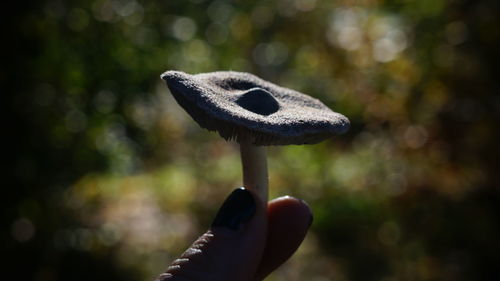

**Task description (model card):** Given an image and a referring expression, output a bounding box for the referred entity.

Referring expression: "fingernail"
[211,187,256,231]
[297,198,313,228]
[308,213,314,227]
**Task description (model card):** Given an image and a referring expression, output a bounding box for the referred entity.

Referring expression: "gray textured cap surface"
[161,70,350,145]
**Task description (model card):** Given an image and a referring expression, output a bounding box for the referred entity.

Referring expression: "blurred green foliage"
[5,0,500,280]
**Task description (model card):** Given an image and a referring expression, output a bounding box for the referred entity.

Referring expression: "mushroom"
[160,70,349,203]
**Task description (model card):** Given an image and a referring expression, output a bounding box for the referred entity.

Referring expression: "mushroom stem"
[239,141,269,203]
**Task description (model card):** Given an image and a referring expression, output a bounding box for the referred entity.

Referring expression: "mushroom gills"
[162,70,350,146]
[168,85,287,145]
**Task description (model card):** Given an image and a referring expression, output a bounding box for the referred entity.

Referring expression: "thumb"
[156,187,267,281]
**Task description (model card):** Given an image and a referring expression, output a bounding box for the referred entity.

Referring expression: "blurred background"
[4,0,500,280]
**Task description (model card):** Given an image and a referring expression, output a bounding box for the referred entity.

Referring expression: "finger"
[156,187,267,281]
[254,196,313,280]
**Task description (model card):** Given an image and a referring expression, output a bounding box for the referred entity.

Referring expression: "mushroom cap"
[161,70,350,145]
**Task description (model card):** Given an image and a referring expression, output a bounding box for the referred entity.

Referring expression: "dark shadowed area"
[5,0,500,280]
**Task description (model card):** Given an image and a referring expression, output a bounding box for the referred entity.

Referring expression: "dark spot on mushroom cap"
[236,88,280,116]
[161,70,350,145]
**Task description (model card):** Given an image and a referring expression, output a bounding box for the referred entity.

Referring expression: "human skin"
[155,188,312,281]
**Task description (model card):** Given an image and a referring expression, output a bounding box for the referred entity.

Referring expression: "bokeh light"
[6,0,500,280]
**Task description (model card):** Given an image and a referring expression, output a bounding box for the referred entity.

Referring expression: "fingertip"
[268,196,313,228]
[255,196,313,280]
[161,188,267,281]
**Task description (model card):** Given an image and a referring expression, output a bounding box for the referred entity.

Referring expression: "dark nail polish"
[211,187,256,231]
[308,213,314,227]
[298,198,314,228]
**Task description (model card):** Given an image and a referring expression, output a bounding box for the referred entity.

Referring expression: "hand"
[155,187,313,281]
